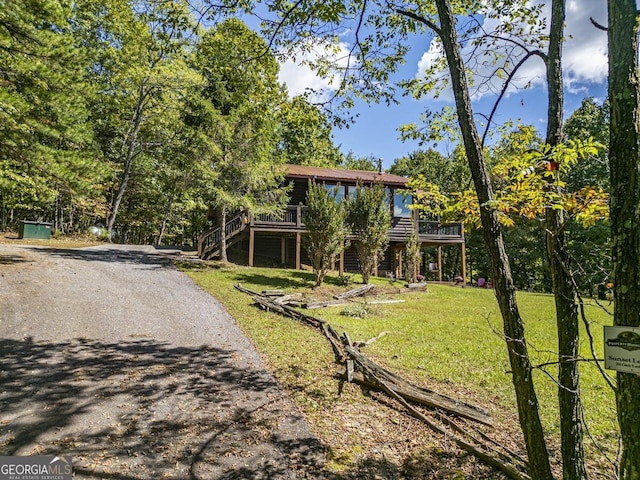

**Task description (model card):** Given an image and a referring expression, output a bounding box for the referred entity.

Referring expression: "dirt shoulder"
[0,243,325,479]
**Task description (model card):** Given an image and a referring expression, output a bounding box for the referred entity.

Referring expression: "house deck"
[199,165,467,283]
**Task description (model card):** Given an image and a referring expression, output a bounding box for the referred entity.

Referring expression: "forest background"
[0,0,613,294]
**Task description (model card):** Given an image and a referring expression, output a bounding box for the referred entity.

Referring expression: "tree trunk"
[219,204,228,262]
[546,209,586,479]
[0,196,5,231]
[607,2,640,479]
[433,1,554,478]
[106,79,148,242]
[156,191,176,246]
[54,193,60,232]
[545,1,587,478]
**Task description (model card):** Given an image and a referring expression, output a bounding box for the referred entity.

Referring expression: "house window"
[393,190,412,218]
[324,183,344,203]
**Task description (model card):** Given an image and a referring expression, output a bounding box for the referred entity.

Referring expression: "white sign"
[604,326,640,374]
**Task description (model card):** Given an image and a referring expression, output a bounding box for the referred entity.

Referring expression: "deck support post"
[248,229,255,267]
[281,237,286,266]
[437,246,443,282]
[295,232,301,270]
[339,248,344,275]
[461,242,467,287]
[395,246,403,279]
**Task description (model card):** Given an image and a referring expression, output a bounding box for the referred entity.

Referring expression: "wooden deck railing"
[253,205,306,228]
[417,221,463,238]
[198,207,464,259]
[197,213,247,258]
[251,206,463,240]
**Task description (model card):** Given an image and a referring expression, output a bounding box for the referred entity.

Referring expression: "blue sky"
[275,1,610,169]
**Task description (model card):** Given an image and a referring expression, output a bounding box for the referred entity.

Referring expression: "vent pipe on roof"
[377,158,383,174]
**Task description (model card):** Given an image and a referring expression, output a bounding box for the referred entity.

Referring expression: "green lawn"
[182,261,618,475]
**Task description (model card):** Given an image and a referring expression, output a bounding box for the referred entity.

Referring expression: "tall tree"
[607,1,640,478]
[75,0,197,240]
[190,18,289,261]
[277,96,343,167]
[430,3,553,476]
[0,0,102,228]
[542,1,587,477]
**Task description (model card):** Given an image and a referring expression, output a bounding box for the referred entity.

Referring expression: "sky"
[274,1,610,169]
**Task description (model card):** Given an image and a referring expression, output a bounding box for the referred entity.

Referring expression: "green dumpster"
[19,220,53,240]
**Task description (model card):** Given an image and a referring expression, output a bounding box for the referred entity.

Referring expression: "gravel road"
[0,243,325,479]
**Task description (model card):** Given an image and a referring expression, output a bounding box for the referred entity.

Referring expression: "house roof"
[285,164,408,187]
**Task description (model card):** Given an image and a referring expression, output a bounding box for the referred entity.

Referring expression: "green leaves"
[276,96,343,167]
[303,180,348,286]
[0,0,103,217]
[345,181,391,283]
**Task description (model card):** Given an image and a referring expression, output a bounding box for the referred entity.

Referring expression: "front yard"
[182,261,617,479]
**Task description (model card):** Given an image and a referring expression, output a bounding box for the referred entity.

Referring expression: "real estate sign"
[604,326,640,374]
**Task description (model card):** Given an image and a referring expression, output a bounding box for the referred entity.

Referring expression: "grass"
[183,261,618,477]
[0,231,104,249]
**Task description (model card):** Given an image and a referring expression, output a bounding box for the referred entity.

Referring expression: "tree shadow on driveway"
[0,337,327,479]
[26,246,179,270]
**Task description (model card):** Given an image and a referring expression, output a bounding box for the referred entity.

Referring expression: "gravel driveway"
[0,243,325,479]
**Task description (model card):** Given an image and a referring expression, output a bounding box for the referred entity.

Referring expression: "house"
[197,164,466,283]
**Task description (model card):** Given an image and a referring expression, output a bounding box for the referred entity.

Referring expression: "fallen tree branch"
[344,345,493,426]
[334,283,374,299]
[354,330,390,347]
[234,283,264,297]
[306,299,349,309]
[373,373,530,480]
[233,286,536,479]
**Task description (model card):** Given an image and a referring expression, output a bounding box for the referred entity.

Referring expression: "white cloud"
[416,41,443,78]
[277,41,352,101]
[563,1,608,91]
[413,1,608,101]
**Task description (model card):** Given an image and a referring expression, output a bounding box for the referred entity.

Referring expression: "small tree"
[404,218,422,283]
[303,180,348,286]
[346,181,391,284]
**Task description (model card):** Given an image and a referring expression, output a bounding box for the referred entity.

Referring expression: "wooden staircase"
[197,212,247,260]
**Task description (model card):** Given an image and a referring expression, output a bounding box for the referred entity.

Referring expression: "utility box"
[19,220,53,240]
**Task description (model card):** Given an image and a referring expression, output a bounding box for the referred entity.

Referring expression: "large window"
[393,190,412,218]
[324,183,344,203]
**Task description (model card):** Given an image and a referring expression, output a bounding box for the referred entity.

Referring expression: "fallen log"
[252,295,346,361]
[372,373,530,480]
[354,330,389,347]
[235,283,264,296]
[235,286,534,480]
[252,293,492,425]
[262,289,285,296]
[334,284,374,299]
[305,299,348,309]
[362,298,405,305]
[344,348,493,426]
[273,293,303,306]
